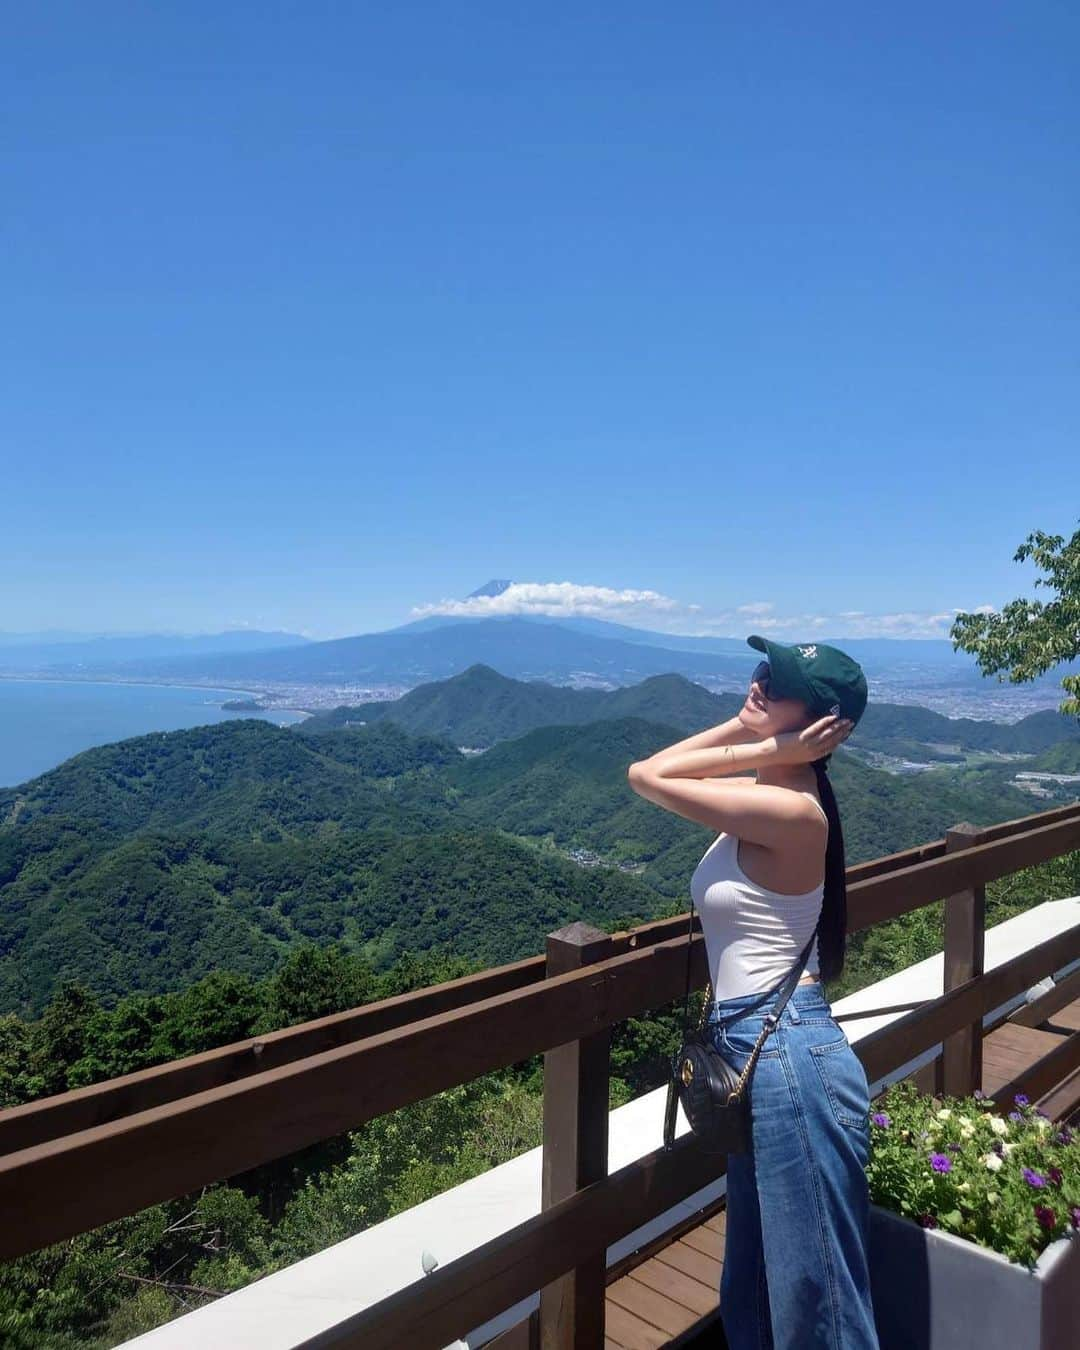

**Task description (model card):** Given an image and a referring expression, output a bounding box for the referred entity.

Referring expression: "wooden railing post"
[538,921,613,1350]
[940,822,988,1098]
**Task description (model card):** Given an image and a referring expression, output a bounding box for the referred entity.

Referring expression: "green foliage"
[950,520,1080,720]
[0,945,484,1107]
[259,943,377,1027]
[0,1188,272,1350]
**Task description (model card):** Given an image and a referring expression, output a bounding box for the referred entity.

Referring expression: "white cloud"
[410,580,992,640]
[410,581,684,623]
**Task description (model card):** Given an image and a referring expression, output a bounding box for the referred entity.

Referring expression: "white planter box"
[868,1201,1079,1350]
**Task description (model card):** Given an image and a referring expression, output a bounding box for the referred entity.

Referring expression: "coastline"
[0,678,315,789]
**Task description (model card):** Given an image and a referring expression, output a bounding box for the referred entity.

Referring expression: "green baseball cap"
[747,635,869,726]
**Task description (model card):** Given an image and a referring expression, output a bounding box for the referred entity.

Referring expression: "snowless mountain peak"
[466,580,514,599]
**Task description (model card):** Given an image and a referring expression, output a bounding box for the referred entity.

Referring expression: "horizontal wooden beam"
[855,923,1080,1084]
[987,1029,1080,1110]
[296,1133,723,1350]
[3,914,1076,1263]
[1006,963,1080,1029]
[1032,1063,1080,1124]
[0,919,694,1157]
[845,812,1080,932]
[0,934,710,1258]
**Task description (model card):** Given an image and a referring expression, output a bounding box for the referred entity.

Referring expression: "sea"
[0,679,309,789]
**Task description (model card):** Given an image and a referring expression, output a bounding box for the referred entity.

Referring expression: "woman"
[627,634,879,1350]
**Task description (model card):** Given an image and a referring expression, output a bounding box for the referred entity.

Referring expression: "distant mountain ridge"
[47,613,1024,691]
[4,583,1077,696]
[301,663,1080,755]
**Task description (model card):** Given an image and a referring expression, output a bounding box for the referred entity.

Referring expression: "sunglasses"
[749,660,777,700]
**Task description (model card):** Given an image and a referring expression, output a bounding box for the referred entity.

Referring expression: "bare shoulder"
[627,771,825,849]
[782,782,829,828]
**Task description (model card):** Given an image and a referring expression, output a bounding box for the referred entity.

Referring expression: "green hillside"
[0,822,663,1014]
[1030,741,1080,773]
[1,677,1070,1015]
[300,664,739,746]
[302,663,1080,765]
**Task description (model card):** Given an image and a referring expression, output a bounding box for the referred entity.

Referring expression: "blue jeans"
[705,983,880,1350]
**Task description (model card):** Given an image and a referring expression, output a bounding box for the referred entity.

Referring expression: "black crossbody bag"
[663,899,821,1155]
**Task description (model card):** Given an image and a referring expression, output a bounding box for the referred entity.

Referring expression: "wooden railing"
[1,801,1079,1350]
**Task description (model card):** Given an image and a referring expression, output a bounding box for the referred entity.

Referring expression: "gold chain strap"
[697,978,779,1105]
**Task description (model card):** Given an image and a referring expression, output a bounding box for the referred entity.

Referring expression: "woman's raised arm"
[633,714,760,777]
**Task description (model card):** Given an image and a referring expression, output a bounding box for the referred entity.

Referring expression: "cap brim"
[746,634,818,709]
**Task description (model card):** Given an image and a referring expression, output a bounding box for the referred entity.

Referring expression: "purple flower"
[930,1152,952,1173]
[1014,1093,1029,1107]
[1047,1166,1062,1186]
[1008,1111,1023,1123]
[1034,1205,1056,1231]
[1056,1126,1073,1146]
[917,1212,938,1228]
[871,1111,891,1128]
[1071,1207,1080,1231]
[1022,1167,1047,1188]
[973,1088,985,1099]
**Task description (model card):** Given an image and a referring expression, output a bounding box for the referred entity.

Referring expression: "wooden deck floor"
[599,993,1080,1350]
[605,1207,726,1349]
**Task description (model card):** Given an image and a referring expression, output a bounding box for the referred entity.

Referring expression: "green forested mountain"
[1,684,1069,1015]
[0,820,663,1017]
[302,662,1080,757]
[1031,741,1080,772]
[0,718,459,837]
[300,663,736,746]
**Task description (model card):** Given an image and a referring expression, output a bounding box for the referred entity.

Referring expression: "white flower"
[983,1153,1003,1171]
[1000,1141,1016,1155]
[988,1190,999,1204]
[1035,1117,1051,1133]
[989,1116,1009,1135]
[958,1181,971,1191]
[960,1123,975,1138]
[936,1108,952,1120]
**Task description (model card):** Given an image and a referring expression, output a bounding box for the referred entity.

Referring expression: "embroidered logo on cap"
[797,645,818,659]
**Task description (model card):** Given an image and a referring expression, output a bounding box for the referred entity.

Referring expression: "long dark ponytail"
[810,754,847,984]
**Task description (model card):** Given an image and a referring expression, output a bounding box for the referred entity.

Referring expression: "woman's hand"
[774,713,854,765]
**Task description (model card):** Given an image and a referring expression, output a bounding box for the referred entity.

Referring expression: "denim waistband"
[706,982,831,1026]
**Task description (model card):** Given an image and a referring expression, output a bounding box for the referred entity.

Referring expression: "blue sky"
[3,3,1077,641]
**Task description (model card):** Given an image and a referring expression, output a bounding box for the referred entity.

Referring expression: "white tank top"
[690,790,826,1000]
